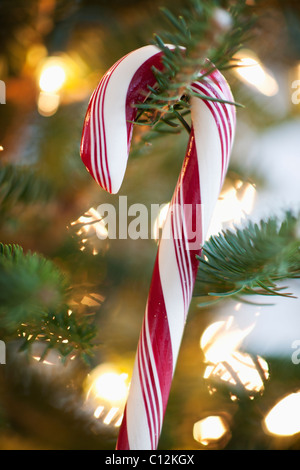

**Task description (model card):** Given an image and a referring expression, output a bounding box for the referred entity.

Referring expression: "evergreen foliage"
[195,212,300,305]
[134,0,251,132]
[0,244,97,361]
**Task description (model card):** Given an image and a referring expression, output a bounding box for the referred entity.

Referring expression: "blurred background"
[0,0,300,450]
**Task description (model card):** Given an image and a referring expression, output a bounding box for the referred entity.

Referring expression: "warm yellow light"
[37,91,60,117]
[73,207,108,239]
[200,316,255,363]
[39,59,67,93]
[103,407,119,425]
[93,372,129,403]
[70,207,109,253]
[264,392,300,436]
[238,182,256,215]
[193,416,228,446]
[207,181,256,238]
[85,364,130,406]
[201,316,269,397]
[204,351,269,395]
[93,405,104,419]
[234,50,279,96]
[85,363,130,427]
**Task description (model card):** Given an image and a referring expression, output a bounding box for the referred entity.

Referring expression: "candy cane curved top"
[80,45,236,450]
[81,45,168,194]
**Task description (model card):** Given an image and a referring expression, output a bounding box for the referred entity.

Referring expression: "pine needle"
[133,0,253,134]
[0,243,97,361]
[194,211,300,306]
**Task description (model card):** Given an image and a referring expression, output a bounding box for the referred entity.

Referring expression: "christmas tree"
[0,0,300,450]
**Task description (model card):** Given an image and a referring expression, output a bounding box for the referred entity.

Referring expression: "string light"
[193,415,231,448]
[39,60,66,94]
[37,56,67,116]
[70,207,109,253]
[200,316,269,399]
[207,180,256,238]
[200,316,255,364]
[264,392,300,436]
[233,49,279,97]
[84,363,130,427]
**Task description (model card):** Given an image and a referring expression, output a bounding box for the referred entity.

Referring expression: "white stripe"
[103,45,162,193]
[179,182,194,302]
[126,354,152,449]
[159,210,186,371]
[201,80,235,151]
[191,82,231,171]
[192,80,234,144]
[139,321,157,446]
[97,75,109,190]
[191,97,223,239]
[144,305,164,438]
[90,86,101,186]
[193,80,235,163]
[172,192,188,309]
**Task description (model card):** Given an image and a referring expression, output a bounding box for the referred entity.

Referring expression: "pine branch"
[0,163,54,214]
[0,244,97,361]
[194,212,300,306]
[134,0,252,133]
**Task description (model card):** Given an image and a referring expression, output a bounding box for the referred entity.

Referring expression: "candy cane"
[80,45,236,449]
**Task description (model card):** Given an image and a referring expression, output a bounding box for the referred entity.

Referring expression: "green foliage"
[0,243,97,361]
[134,0,252,133]
[195,212,300,305]
[0,164,53,215]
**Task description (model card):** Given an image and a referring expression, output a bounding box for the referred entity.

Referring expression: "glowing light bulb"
[193,416,229,447]
[70,207,109,253]
[85,363,130,427]
[39,59,66,93]
[233,50,279,97]
[201,316,269,398]
[93,372,129,403]
[264,392,300,436]
[37,56,67,116]
[200,316,255,363]
[207,181,256,238]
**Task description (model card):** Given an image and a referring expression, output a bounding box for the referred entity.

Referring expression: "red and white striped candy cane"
[80,45,236,450]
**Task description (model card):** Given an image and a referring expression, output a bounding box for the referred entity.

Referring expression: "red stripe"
[94,74,109,190]
[125,51,165,151]
[192,79,235,171]
[100,54,131,193]
[142,314,162,445]
[191,82,229,183]
[137,336,154,449]
[176,186,192,305]
[116,405,130,450]
[171,193,187,310]
[146,255,173,415]
[180,130,202,285]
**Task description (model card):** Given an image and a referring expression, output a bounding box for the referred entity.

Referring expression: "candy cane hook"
[80,45,236,450]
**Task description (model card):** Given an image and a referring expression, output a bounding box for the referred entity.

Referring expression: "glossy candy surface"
[80,45,236,450]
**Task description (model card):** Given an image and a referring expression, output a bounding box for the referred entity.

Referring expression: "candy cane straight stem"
[117,79,235,449]
[116,130,201,450]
